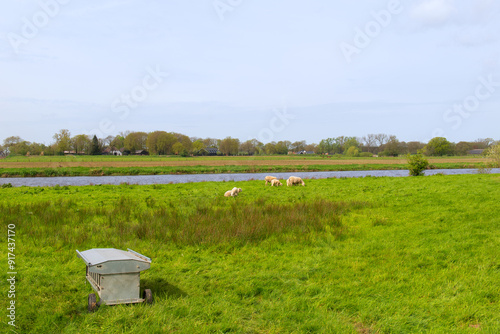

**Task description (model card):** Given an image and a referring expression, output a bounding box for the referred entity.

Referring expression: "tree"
[240,139,259,155]
[53,129,72,154]
[28,142,44,156]
[173,133,193,153]
[341,137,360,154]
[291,140,306,153]
[374,134,388,147]
[9,141,30,155]
[304,143,317,153]
[3,136,22,148]
[192,140,206,153]
[219,137,240,156]
[407,153,429,176]
[379,135,403,157]
[487,142,500,167]
[110,135,125,150]
[147,131,177,155]
[275,141,291,155]
[473,138,495,149]
[407,141,425,155]
[172,142,185,155]
[90,135,101,155]
[345,146,359,157]
[124,132,148,153]
[72,134,91,154]
[362,134,377,153]
[317,138,335,154]
[423,137,452,156]
[203,138,219,148]
[264,142,277,155]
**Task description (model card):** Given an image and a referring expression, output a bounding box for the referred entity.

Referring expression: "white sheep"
[224,187,242,197]
[265,175,277,185]
[270,179,282,186]
[286,176,305,186]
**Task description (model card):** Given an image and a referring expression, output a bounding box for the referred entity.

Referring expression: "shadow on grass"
[141,277,188,299]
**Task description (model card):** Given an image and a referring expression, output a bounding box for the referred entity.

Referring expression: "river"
[1,168,499,187]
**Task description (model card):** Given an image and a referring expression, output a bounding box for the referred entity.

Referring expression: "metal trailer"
[76,248,152,312]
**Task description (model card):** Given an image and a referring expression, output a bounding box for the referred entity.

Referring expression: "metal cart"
[76,248,152,312]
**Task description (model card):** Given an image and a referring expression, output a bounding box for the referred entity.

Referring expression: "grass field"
[0,155,488,177]
[1,174,499,333]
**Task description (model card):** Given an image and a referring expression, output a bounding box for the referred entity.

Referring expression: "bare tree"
[362,134,377,153]
[374,134,388,147]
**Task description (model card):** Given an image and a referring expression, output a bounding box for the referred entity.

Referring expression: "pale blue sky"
[1,0,499,145]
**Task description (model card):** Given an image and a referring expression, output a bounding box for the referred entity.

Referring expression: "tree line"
[0,130,498,157]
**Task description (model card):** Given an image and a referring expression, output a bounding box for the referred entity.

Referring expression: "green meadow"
[1,174,500,333]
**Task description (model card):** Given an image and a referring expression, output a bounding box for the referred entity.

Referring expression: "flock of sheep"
[223,175,305,197]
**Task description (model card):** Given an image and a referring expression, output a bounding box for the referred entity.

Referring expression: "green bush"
[407,153,429,176]
[487,143,500,167]
[359,152,373,157]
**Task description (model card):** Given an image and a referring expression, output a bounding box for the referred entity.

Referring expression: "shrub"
[359,152,373,157]
[407,153,429,176]
[487,143,500,167]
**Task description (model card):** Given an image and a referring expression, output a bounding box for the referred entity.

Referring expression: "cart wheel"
[88,293,98,313]
[143,289,153,304]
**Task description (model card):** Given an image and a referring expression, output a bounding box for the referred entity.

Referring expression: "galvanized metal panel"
[99,272,141,304]
[87,261,150,274]
[77,248,151,266]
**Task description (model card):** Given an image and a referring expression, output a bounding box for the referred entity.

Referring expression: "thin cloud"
[410,0,457,27]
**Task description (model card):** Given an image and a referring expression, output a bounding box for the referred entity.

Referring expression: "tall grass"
[1,196,364,247]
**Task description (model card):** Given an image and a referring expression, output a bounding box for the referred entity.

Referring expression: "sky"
[1,0,499,146]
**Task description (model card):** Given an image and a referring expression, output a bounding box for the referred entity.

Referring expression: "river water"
[1,168,499,187]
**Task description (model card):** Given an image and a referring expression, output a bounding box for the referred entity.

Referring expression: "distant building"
[468,149,485,155]
[102,147,123,156]
[297,150,315,155]
[206,147,219,156]
[135,150,149,155]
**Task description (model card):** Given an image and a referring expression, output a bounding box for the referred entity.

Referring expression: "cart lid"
[76,248,151,266]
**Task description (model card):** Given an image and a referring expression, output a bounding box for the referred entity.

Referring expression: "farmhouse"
[468,149,485,155]
[206,147,219,156]
[102,147,124,156]
[135,150,149,155]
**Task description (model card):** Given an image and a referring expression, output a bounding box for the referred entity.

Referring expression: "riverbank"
[2,168,499,187]
[0,162,487,178]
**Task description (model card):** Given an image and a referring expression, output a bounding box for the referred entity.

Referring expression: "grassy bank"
[1,174,499,333]
[0,162,485,177]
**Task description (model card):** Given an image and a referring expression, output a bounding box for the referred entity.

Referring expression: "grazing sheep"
[224,187,242,197]
[286,176,305,186]
[270,179,282,187]
[265,176,277,185]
